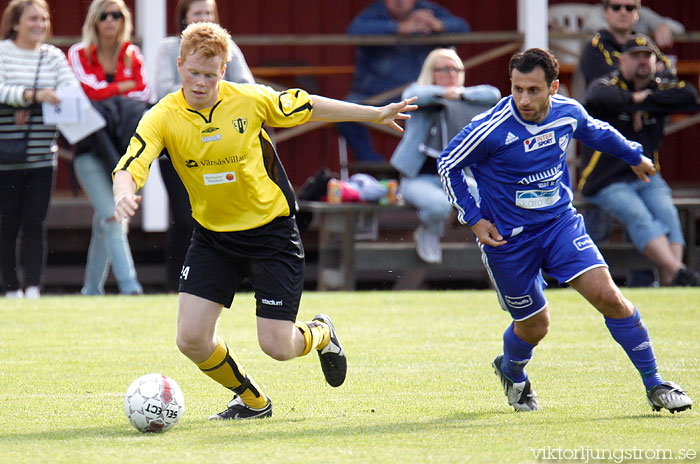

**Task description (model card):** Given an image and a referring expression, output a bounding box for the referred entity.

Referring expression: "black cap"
[622,34,656,54]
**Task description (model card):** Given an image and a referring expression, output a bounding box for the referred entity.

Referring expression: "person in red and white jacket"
[68,0,151,102]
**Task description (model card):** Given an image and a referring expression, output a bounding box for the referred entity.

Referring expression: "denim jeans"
[584,174,684,251]
[73,154,142,295]
[399,174,478,236]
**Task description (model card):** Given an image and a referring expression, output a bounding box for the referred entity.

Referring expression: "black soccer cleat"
[208,395,272,420]
[313,313,347,387]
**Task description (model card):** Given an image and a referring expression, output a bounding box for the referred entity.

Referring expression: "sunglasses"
[434,66,464,74]
[608,4,637,12]
[99,11,124,21]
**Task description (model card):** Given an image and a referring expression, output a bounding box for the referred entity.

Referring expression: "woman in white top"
[155,0,254,293]
[0,0,78,298]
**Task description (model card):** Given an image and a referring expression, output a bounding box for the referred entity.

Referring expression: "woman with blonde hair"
[0,0,78,298]
[390,48,501,264]
[67,0,151,295]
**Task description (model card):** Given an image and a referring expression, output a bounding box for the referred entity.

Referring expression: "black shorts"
[179,216,305,321]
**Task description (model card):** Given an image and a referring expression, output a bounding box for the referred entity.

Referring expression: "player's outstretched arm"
[113,170,142,221]
[630,155,657,183]
[309,95,418,133]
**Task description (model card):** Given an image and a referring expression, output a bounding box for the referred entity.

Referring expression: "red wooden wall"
[1,0,698,188]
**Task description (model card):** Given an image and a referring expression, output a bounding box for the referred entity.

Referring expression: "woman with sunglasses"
[0,0,78,298]
[67,0,152,295]
[154,0,253,293]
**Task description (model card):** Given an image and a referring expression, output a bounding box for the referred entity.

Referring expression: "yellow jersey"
[114,81,313,231]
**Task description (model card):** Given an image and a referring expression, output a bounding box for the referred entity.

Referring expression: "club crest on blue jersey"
[558,134,570,153]
[523,131,555,152]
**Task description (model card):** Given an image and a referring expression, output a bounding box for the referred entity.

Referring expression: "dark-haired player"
[438,48,691,413]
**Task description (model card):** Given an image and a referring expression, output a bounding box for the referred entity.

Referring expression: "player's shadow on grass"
[0,410,503,443]
[0,410,675,443]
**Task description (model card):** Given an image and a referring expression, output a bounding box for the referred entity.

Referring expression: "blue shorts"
[481,210,607,320]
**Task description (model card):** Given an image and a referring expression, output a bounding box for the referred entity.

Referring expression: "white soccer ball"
[123,373,185,433]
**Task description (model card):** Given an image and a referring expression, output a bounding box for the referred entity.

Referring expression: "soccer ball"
[123,373,185,433]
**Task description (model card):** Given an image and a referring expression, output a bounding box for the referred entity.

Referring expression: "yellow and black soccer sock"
[295,320,330,356]
[196,339,269,409]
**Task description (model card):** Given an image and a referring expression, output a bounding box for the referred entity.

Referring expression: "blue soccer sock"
[502,323,536,383]
[605,308,663,390]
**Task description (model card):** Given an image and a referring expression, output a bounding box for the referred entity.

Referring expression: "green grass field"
[1,289,698,463]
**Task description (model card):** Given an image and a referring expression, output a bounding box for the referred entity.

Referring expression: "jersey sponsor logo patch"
[185,159,199,168]
[203,171,237,185]
[232,118,248,134]
[518,164,563,185]
[523,131,555,152]
[505,132,519,144]
[200,154,247,166]
[515,188,561,209]
[573,235,595,251]
[261,298,283,306]
[201,134,222,143]
[201,126,220,134]
[505,295,533,309]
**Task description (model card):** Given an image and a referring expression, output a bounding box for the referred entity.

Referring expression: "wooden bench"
[300,195,700,291]
[573,195,700,272]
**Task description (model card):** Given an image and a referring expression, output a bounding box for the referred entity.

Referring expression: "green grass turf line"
[0,289,697,463]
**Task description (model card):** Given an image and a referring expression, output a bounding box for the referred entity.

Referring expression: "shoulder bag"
[0,48,44,163]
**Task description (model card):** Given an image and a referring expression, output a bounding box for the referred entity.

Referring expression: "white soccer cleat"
[492,354,539,412]
[647,381,692,413]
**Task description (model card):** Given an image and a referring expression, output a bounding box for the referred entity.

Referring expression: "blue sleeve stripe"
[438,166,466,220]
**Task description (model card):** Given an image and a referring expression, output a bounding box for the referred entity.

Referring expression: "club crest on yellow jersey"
[232,118,248,134]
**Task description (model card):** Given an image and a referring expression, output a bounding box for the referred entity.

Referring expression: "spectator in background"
[581,34,699,286]
[578,0,675,285]
[155,0,254,293]
[390,48,500,263]
[585,2,684,49]
[0,0,78,298]
[338,0,470,162]
[580,0,673,88]
[67,0,150,295]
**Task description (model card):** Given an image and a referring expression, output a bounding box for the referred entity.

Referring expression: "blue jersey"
[438,94,643,238]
